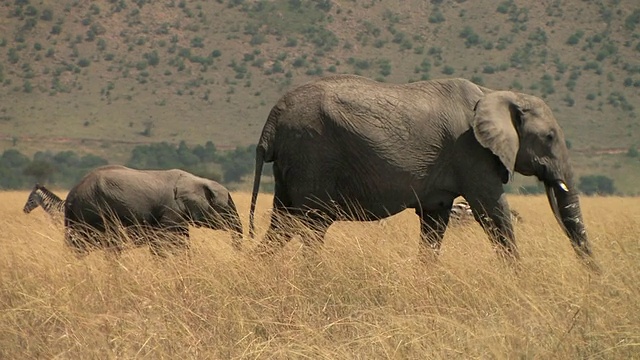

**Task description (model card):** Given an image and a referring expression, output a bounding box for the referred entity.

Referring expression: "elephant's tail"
[249,145,265,239]
[250,103,280,239]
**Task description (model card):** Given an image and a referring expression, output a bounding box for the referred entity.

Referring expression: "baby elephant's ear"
[472,91,522,183]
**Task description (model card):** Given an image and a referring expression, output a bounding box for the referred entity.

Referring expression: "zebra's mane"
[34,183,63,201]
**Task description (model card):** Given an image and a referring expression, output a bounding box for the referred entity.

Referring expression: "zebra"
[23,183,66,219]
[450,200,474,223]
[452,200,523,224]
[377,201,475,227]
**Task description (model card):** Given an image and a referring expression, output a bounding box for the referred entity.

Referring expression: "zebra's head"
[23,184,42,213]
[23,184,65,216]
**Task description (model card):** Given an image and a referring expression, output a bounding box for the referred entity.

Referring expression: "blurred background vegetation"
[0,0,638,194]
[0,143,272,191]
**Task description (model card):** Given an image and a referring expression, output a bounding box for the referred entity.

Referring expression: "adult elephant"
[249,74,597,269]
[65,165,243,256]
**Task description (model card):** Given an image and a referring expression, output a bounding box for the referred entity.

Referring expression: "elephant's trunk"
[544,180,600,272]
[225,194,244,250]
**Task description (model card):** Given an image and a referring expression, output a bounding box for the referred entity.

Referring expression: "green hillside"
[0,0,639,193]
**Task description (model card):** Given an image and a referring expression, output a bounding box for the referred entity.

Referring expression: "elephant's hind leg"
[256,208,296,255]
[255,174,298,255]
[297,210,333,254]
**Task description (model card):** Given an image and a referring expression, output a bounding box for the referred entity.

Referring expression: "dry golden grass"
[1,191,639,359]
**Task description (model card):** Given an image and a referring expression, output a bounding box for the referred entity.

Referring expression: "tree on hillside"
[128,142,182,169]
[578,175,615,196]
[0,149,31,189]
[23,160,55,184]
[220,145,256,183]
[192,141,218,163]
[177,140,200,166]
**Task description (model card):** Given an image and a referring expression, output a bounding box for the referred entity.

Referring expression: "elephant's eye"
[545,131,555,142]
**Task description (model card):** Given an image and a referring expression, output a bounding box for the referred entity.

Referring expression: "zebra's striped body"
[23,184,65,219]
[450,201,473,222]
[451,200,522,224]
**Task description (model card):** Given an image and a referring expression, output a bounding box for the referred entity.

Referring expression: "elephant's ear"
[174,176,208,220]
[472,91,522,183]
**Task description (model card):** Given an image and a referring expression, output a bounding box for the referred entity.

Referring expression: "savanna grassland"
[1,191,639,359]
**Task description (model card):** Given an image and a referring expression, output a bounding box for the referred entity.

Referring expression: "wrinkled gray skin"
[65,165,243,256]
[250,74,597,270]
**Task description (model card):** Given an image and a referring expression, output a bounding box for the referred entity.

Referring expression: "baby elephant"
[64,165,243,256]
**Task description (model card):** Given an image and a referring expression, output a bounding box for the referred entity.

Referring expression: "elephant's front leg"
[470,194,518,260]
[416,206,452,260]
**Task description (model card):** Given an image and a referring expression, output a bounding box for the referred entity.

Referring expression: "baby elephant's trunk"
[225,194,244,250]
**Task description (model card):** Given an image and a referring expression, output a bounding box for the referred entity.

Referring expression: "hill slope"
[0,0,639,191]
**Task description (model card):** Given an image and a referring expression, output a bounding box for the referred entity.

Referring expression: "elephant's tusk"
[557,180,569,192]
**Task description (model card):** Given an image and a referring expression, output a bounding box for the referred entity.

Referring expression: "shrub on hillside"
[566,30,584,45]
[578,175,616,196]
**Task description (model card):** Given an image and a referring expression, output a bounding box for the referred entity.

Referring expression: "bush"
[496,1,513,14]
[539,73,555,96]
[578,175,615,195]
[379,60,391,77]
[285,37,298,47]
[40,9,54,21]
[566,30,584,45]
[428,9,445,24]
[51,24,62,35]
[459,26,481,47]
[563,95,575,107]
[292,56,307,68]
[191,36,204,48]
[22,80,32,93]
[77,58,91,67]
[442,65,455,75]
[470,75,484,85]
[625,9,640,31]
[415,58,431,74]
[144,50,160,66]
[8,48,19,64]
